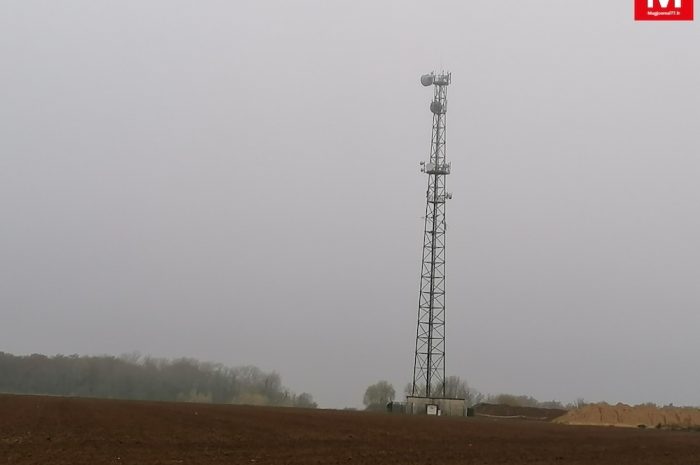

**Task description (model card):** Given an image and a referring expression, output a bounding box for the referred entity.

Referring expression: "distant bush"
[485,393,565,410]
[363,381,395,411]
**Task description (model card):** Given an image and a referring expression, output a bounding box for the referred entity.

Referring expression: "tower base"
[406,396,466,417]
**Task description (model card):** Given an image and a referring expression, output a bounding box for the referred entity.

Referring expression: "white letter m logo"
[648,0,682,8]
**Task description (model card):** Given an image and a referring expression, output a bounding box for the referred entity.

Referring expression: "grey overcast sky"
[1,0,699,408]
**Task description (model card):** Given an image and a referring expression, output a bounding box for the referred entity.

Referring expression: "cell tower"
[411,71,452,399]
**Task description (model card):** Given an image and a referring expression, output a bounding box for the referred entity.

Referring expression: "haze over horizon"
[2,0,699,408]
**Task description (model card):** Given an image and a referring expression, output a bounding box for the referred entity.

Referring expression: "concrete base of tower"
[405,396,466,417]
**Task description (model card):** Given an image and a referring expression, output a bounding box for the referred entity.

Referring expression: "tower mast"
[412,72,452,398]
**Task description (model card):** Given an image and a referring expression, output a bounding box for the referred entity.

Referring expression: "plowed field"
[1,394,699,464]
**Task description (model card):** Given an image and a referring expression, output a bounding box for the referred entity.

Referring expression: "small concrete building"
[406,396,467,417]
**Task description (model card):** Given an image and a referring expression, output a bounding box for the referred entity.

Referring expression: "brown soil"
[474,403,567,421]
[2,394,700,464]
[554,403,700,429]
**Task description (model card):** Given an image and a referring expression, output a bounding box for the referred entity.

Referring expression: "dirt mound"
[474,403,567,421]
[554,403,700,429]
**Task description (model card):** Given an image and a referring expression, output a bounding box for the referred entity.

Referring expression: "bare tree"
[444,376,483,406]
[404,382,426,397]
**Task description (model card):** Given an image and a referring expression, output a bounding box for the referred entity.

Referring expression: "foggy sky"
[1,1,699,408]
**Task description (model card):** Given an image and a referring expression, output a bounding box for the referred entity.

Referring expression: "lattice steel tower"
[411,71,452,398]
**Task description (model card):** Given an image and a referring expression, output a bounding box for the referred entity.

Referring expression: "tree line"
[0,352,316,408]
[363,377,577,411]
